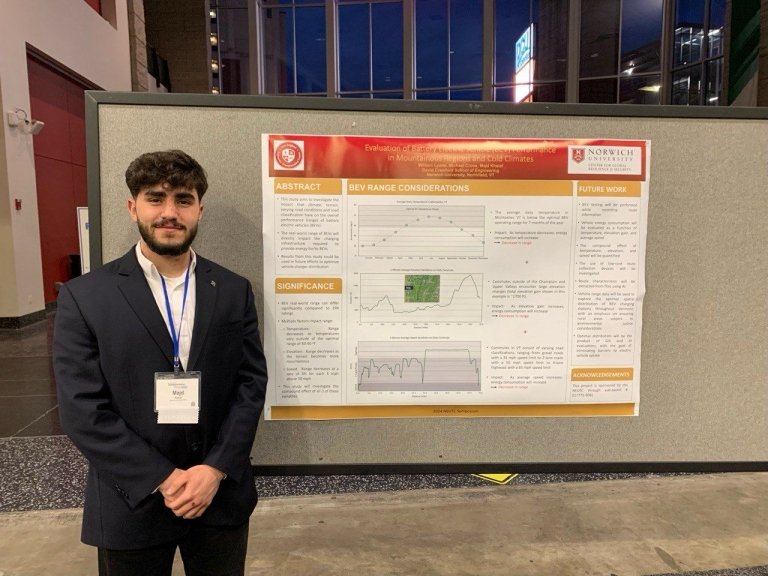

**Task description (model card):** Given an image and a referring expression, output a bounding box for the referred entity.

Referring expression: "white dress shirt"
[135,243,197,371]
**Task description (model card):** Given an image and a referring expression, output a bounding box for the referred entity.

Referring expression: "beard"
[137,218,198,257]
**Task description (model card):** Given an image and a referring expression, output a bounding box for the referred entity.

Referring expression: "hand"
[157,468,185,498]
[160,465,225,520]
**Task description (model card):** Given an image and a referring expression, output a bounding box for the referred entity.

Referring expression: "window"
[414,0,483,100]
[494,0,568,103]
[250,0,724,105]
[671,0,725,105]
[262,0,327,95]
[579,0,663,104]
[211,0,251,94]
[338,0,403,98]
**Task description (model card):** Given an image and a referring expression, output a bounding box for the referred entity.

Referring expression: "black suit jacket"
[53,248,268,549]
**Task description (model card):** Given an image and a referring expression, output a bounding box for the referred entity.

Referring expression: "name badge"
[155,371,201,424]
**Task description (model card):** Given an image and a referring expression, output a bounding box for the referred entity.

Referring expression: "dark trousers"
[97,521,249,576]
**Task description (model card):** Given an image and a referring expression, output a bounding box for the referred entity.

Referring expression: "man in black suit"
[53,150,268,576]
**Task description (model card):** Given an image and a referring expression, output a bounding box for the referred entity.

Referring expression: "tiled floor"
[0,315,63,438]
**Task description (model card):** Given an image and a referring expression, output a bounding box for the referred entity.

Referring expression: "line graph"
[358,205,486,257]
[360,273,483,324]
[357,341,482,392]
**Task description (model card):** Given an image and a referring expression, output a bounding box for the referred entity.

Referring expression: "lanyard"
[160,256,192,374]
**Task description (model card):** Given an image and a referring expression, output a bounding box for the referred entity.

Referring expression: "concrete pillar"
[127,0,149,92]
[144,0,209,93]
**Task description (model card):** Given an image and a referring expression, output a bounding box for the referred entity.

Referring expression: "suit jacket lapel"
[116,250,174,366]
[187,256,217,371]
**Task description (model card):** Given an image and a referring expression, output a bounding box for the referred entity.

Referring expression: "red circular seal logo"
[275,142,303,169]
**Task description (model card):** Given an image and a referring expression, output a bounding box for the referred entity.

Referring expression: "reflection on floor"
[0,315,61,438]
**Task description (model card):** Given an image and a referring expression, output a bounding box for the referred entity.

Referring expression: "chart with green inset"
[360,273,483,324]
[404,275,440,303]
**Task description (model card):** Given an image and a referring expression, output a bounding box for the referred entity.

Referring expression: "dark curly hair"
[125,150,208,199]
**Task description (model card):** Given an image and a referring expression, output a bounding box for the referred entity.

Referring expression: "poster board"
[86,93,768,472]
[260,135,649,421]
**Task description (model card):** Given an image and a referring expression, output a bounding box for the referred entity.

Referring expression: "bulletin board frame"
[86,92,768,474]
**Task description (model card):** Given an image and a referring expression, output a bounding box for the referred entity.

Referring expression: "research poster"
[261,135,649,420]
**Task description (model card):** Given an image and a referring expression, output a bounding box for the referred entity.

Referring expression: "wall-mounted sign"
[514,24,535,102]
[515,24,534,73]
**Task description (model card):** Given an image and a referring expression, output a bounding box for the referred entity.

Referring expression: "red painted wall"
[84,0,102,15]
[28,56,88,304]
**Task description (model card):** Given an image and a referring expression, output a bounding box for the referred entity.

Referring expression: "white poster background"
[261,135,649,420]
